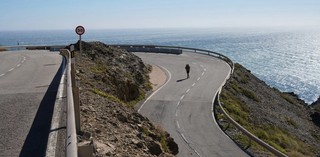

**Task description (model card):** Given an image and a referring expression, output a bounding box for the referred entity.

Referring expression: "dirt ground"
[149,65,167,91]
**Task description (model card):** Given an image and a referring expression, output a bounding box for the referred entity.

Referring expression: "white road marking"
[197,77,201,81]
[138,65,171,113]
[201,72,205,76]
[186,89,190,93]
[192,83,196,87]
[0,74,5,77]
[204,68,207,71]
[176,121,180,129]
[194,150,202,157]
[180,95,185,100]
[176,109,180,116]
[177,101,181,106]
[17,64,21,67]
[181,133,189,143]
[8,68,15,72]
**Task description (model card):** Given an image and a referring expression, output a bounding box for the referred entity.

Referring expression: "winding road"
[0,50,63,157]
[136,52,249,157]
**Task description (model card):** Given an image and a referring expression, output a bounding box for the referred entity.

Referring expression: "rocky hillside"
[217,63,320,157]
[71,41,178,157]
[312,97,320,112]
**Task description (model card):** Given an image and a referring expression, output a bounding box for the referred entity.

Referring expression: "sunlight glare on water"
[0,28,319,104]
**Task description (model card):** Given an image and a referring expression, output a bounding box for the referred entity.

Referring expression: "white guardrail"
[111,44,288,157]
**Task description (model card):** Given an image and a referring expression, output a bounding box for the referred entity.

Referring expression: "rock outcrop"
[72,41,178,157]
[218,63,320,156]
[311,96,320,112]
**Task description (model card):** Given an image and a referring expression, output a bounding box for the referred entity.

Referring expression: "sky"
[0,0,320,31]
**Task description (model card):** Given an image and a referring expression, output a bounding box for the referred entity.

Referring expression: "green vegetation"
[230,80,260,102]
[140,125,170,152]
[220,89,314,156]
[126,89,146,108]
[92,88,126,106]
[219,64,316,156]
[280,93,300,107]
[285,117,298,128]
[235,64,250,84]
[160,132,169,151]
[141,125,150,136]
[90,64,107,74]
[221,91,249,126]
[92,87,146,108]
[155,125,169,152]
[241,87,260,102]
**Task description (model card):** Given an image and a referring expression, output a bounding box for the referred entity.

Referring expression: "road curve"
[136,52,249,157]
[0,50,63,156]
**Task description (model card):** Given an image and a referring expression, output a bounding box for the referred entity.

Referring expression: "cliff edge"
[218,63,320,157]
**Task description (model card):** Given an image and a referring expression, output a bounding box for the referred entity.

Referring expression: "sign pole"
[74,25,85,133]
[79,35,82,54]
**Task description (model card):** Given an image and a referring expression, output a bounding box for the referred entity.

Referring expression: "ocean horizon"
[1,28,319,104]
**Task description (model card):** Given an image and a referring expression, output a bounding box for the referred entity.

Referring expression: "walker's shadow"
[176,78,188,82]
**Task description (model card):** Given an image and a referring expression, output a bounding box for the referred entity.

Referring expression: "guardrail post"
[73,86,81,133]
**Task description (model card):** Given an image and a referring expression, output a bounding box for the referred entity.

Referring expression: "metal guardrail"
[111,44,287,157]
[60,49,78,157]
[3,44,287,156]
[0,45,66,51]
[110,44,234,73]
[215,92,288,157]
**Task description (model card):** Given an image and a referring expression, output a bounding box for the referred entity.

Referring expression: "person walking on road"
[185,64,190,78]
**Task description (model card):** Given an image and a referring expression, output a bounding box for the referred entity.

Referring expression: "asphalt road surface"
[0,50,63,157]
[136,52,249,157]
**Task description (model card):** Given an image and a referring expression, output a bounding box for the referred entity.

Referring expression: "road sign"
[75,26,85,36]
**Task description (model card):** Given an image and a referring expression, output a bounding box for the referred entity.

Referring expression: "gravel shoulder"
[149,65,167,91]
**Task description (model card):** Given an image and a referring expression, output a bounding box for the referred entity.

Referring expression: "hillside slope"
[72,41,178,157]
[218,63,320,157]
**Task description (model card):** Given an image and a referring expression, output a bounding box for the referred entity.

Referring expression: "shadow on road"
[176,78,188,82]
[19,61,65,157]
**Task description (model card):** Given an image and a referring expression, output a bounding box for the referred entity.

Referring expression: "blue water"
[1,28,319,104]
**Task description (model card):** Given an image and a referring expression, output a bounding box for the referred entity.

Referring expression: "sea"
[0,28,319,104]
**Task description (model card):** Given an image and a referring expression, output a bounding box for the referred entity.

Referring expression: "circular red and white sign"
[75,25,85,35]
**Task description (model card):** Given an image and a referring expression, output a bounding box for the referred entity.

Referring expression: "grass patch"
[126,89,146,108]
[280,93,300,107]
[221,91,249,127]
[155,125,169,152]
[92,88,146,108]
[91,88,125,106]
[160,132,169,151]
[240,87,260,102]
[280,93,295,104]
[141,126,150,136]
[90,63,108,74]
[229,80,260,102]
[220,89,314,156]
[285,117,298,128]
